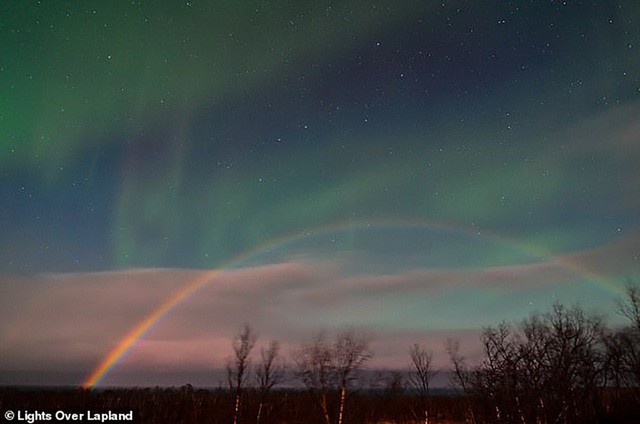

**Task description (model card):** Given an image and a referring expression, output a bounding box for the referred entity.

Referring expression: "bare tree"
[607,283,640,404]
[445,339,475,424]
[292,329,372,424]
[542,304,604,422]
[470,304,606,424]
[226,324,257,424]
[475,322,522,424]
[408,343,437,424]
[292,331,334,424]
[617,283,640,332]
[255,340,285,424]
[333,329,372,424]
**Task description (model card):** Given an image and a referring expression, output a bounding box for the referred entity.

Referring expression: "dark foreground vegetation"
[1,384,639,424]
[0,386,461,424]
[2,285,640,424]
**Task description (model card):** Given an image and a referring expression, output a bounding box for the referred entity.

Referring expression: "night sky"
[1,1,639,386]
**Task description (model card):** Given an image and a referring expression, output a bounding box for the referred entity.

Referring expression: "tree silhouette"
[255,340,285,424]
[333,329,372,424]
[292,329,372,424]
[445,338,475,424]
[471,304,605,423]
[292,331,334,424]
[226,324,257,424]
[606,283,640,406]
[407,343,437,424]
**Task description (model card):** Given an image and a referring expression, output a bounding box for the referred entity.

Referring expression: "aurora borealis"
[1,1,639,386]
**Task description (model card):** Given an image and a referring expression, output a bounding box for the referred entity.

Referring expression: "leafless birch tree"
[606,283,640,404]
[471,305,605,424]
[226,324,257,424]
[292,331,334,424]
[292,329,372,424]
[255,340,285,424]
[408,343,437,424]
[334,329,372,424]
[445,338,475,424]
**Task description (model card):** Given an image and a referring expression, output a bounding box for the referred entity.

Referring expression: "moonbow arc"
[82,218,623,387]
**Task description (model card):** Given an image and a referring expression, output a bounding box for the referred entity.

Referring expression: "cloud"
[292,234,639,305]
[0,237,637,385]
[0,261,334,373]
[561,101,640,156]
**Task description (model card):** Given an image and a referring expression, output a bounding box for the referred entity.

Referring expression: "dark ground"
[0,385,467,424]
[1,386,639,424]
